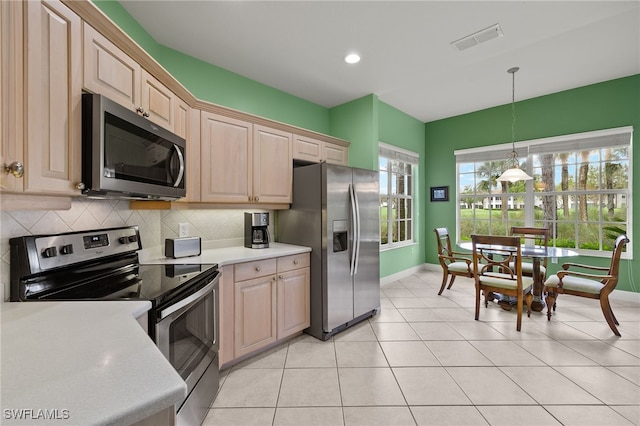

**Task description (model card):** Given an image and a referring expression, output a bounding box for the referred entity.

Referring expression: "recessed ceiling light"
[345,53,360,64]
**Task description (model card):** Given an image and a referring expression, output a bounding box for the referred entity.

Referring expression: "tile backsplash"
[1,198,267,301]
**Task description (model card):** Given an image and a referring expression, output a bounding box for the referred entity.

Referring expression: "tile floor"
[204,269,640,426]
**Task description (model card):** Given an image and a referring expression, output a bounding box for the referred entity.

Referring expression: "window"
[455,127,632,258]
[379,143,419,248]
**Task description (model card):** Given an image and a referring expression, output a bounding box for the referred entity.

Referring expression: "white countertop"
[138,242,311,266]
[0,301,187,425]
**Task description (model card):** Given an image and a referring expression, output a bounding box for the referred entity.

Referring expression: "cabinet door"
[1,0,24,192]
[83,23,141,112]
[323,143,348,166]
[25,0,82,194]
[293,135,322,163]
[253,125,292,203]
[277,267,310,339]
[200,112,252,203]
[141,69,174,131]
[234,275,277,358]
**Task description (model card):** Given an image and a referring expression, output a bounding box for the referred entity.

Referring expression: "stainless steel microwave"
[81,93,186,201]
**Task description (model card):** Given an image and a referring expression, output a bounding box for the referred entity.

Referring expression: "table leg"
[531,257,545,312]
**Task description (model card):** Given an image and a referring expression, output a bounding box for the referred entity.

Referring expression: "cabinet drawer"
[235,258,277,282]
[277,253,310,273]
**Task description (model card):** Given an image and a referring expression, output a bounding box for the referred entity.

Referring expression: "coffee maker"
[244,212,270,249]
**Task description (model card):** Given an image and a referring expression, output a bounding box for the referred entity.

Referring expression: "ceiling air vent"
[451,23,503,51]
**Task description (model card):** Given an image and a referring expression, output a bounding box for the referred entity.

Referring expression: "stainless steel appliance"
[278,163,380,340]
[10,226,218,426]
[82,93,186,200]
[244,212,270,249]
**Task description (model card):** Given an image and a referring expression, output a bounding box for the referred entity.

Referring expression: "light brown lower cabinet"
[220,252,310,368]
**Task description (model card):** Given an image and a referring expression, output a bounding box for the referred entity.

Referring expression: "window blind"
[379,142,419,164]
[454,126,632,162]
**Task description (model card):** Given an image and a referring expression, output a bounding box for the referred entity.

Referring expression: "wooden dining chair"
[510,226,550,283]
[433,228,473,295]
[471,234,534,331]
[543,234,630,336]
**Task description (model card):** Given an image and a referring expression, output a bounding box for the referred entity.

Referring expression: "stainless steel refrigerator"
[278,162,380,340]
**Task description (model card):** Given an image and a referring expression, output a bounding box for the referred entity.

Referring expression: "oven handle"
[158,273,218,320]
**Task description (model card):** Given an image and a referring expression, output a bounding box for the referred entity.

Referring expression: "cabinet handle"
[136,107,150,118]
[278,275,283,279]
[75,182,86,190]
[3,162,24,178]
[255,266,261,272]
[255,196,259,202]
[273,276,277,281]
[293,260,299,265]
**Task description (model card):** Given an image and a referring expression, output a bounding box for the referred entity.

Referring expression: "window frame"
[454,127,633,259]
[379,142,419,251]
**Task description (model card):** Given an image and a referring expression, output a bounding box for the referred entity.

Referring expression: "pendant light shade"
[497,67,533,183]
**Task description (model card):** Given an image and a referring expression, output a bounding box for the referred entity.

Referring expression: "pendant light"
[497,67,533,183]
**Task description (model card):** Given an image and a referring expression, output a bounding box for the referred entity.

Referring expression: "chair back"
[510,227,549,247]
[434,227,454,257]
[604,234,630,291]
[510,226,549,265]
[471,234,523,286]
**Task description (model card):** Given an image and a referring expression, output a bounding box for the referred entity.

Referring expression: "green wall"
[329,94,379,170]
[378,102,427,278]
[424,75,640,292]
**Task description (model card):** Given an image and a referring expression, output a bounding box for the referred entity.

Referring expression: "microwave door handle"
[172,144,185,188]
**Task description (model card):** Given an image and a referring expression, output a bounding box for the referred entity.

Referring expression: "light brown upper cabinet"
[200,112,292,205]
[293,134,348,166]
[83,23,176,132]
[252,125,293,204]
[1,0,82,200]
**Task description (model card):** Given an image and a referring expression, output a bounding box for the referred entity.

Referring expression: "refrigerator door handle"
[353,183,361,275]
[349,184,357,276]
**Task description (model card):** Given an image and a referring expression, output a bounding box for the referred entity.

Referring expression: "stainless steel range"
[9,226,219,426]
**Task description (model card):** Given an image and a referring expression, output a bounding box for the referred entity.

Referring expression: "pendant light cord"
[508,67,520,167]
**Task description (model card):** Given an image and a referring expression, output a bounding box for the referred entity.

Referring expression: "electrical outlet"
[178,223,189,238]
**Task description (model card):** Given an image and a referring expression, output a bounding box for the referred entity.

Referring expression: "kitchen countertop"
[0,301,186,425]
[138,242,311,266]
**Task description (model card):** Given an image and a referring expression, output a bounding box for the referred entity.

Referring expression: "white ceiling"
[120,1,640,123]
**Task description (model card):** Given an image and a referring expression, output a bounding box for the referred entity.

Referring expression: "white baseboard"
[380,263,431,286]
[610,289,640,303]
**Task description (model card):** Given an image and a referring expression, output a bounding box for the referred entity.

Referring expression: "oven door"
[155,272,219,404]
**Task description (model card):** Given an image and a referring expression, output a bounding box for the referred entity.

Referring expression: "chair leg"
[544,287,556,321]
[437,271,448,295]
[516,293,523,331]
[475,286,481,321]
[525,292,533,318]
[447,275,457,290]
[600,295,621,337]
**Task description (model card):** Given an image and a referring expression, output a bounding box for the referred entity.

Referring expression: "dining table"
[458,241,578,311]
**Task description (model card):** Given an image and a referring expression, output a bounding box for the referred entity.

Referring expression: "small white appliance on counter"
[244,212,270,248]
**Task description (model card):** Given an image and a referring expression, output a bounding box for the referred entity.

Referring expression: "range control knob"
[119,235,138,244]
[42,247,57,258]
[60,244,74,255]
